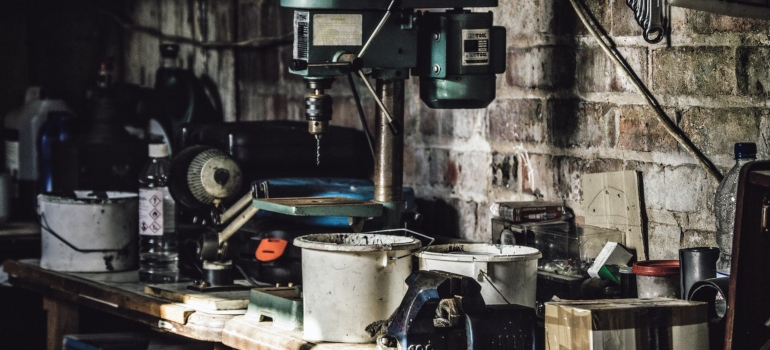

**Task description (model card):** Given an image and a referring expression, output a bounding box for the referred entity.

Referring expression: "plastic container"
[714,142,756,276]
[527,224,623,277]
[633,260,680,298]
[38,191,138,272]
[416,244,541,307]
[3,87,72,220]
[619,266,637,298]
[294,233,421,343]
[138,143,178,283]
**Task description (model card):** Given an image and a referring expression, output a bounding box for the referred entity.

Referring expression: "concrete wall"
[123,0,770,259]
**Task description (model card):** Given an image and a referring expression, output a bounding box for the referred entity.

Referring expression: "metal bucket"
[294,233,421,343]
[38,191,138,272]
[417,244,541,307]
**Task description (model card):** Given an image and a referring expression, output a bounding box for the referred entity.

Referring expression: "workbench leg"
[43,297,79,350]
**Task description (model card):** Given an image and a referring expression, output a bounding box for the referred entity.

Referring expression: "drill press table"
[3,259,374,350]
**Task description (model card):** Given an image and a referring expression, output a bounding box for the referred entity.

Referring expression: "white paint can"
[294,233,421,343]
[38,191,138,272]
[417,244,541,307]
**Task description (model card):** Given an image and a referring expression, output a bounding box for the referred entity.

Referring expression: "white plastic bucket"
[417,244,541,307]
[38,191,138,272]
[294,233,421,343]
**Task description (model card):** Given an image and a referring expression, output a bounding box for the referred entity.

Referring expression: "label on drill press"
[294,11,309,60]
[312,14,362,46]
[462,29,490,66]
[139,188,174,236]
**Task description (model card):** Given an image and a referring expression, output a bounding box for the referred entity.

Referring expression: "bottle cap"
[149,143,169,158]
[734,142,757,159]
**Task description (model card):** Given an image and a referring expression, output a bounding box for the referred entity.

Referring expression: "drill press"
[190,0,506,289]
[281,0,507,230]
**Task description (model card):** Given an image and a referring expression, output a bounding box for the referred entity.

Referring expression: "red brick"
[552,101,617,149]
[576,47,648,93]
[610,0,644,37]
[552,156,585,202]
[736,47,770,97]
[681,8,770,34]
[521,153,552,197]
[488,99,546,143]
[680,107,763,157]
[617,105,678,153]
[585,158,625,174]
[507,47,575,91]
[650,47,735,95]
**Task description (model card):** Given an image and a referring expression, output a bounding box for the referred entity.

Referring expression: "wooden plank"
[124,0,161,86]
[0,221,39,238]
[222,316,376,350]
[5,259,238,342]
[582,170,646,260]
[43,296,79,350]
[4,259,194,324]
[145,282,250,311]
[200,0,237,122]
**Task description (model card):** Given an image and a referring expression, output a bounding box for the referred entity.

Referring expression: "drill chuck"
[305,92,332,136]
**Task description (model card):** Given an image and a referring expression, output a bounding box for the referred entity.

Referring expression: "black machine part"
[374,270,536,350]
[169,145,243,210]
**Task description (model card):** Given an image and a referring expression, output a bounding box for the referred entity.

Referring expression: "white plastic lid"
[148,143,169,158]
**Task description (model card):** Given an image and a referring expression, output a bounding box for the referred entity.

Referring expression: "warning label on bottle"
[462,29,490,66]
[139,188,164,236]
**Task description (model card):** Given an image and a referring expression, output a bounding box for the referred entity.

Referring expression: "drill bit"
[315,135,321,166]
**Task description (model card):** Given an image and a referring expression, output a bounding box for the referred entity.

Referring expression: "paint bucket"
[294,233,422,343]
[633,260,680,298]
[416,244,541,307]
[38,191,138,272]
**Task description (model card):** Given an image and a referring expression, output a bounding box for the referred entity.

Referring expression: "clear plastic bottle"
[714,142,756,276]
[138,143,179,282]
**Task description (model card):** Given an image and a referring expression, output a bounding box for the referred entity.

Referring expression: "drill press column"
[374,78,405,229]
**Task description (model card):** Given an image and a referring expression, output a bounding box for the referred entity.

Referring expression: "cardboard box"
[545,299,709,350]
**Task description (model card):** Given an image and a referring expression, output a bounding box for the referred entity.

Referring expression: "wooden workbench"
[4,259,375,350]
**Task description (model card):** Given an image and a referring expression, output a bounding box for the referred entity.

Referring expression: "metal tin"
[38,191,138,272]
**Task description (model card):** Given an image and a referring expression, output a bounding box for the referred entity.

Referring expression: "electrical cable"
[101,9,292,49]
[347,73,376,159]
[568,0,723,182]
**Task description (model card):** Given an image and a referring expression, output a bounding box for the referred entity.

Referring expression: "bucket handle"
[40,212,136,253]
[478,268,512,305]
[359,228,435,260]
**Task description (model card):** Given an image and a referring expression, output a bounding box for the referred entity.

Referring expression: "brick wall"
[405,0,770,258]
[124,0,770,259]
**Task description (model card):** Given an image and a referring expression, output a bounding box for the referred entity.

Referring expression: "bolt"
[425,345,433,350]
[433,64,441,74]
[379,337,394,347]
[433,33,441,41]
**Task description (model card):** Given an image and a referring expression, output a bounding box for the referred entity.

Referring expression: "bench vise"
[374,270,537,350]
